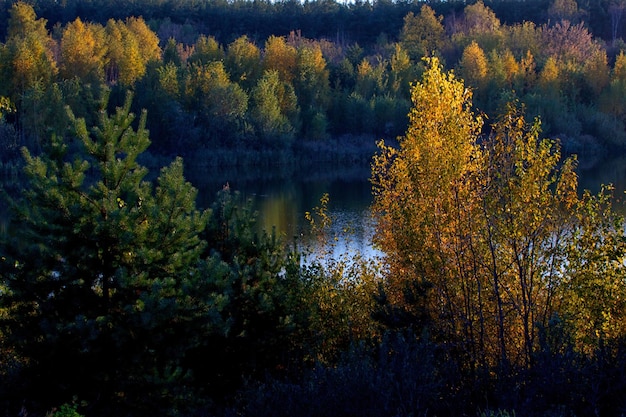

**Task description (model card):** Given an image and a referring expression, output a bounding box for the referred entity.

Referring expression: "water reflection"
[577,154,626,211]
[3,154,626,256]
[185,161,378,257]
[187,154,626,259]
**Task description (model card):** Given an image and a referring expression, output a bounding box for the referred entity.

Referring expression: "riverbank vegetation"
[3,0,626,416]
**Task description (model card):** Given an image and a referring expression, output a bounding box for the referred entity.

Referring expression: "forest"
[2,0,626,416]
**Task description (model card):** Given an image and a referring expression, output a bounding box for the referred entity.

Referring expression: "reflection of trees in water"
[185,160,372,207]
[577,154,626,213]
[185,160,375,255]
[6,153,622,253]
[322,209,382,260]
[256,191,300,238]
[186,160,371,188]
[181,154,626,257]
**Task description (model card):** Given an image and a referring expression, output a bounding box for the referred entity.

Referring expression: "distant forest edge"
[0,0,625,166]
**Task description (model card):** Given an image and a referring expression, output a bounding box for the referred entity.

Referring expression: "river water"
[186,153,626,259]
[185,160,380,259]
[2,154,626,258]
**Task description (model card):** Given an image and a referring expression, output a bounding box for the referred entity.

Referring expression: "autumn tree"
[614,50,626,82]
[477,105,579,367]
[548,0,582,23]
[514,50,537,94]
[399,6,445,62]
[505,22,541,60]
[538,56,561,93]
[263,35,297,84]
[225,35,262,91]
[390,43,418,99]
[188,35,224,65]
[354,58,386,99]
[454,0,504,52]
[126,17,161,66]
[59,18,107,83]
[540,20,600,67]
[250,69,299,144]
[582,49,610,98]
[1,1,57,96]
[371,58,483,354]
[104,17,161,85]
[0,2,57,149]
[162,37,183,66]
[485,48,519,98]
[293,43,331,140]
[371,57,622,374]
[459,41,488,91]
[181,61,248,143]
[561,187,626,355]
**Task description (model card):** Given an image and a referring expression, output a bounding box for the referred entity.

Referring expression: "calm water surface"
[186,154,626,258]
[578,155,626,209]
[3,155,626,257]
[186,161,380,258]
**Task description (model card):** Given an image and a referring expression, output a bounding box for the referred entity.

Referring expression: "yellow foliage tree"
[372,58,624,372]
[390,43,417,98]
[459,41,488,89]
[506,21,541,60]
[563,188,626,355]
[455,0,503,52]
[189,35,224,65]
[263,35,297,84]
[104,17,161,85]
[355,58,386,99]
[515,50,537,93]
[400,5,445,61]
[226,35,262,90]
[614,51,626,82]
[295,43,330,108]
[3,2,57,95]
[60,18,107,82]
[126,17,161,65]
[538,56,561,93]
[371,58,482,335]
[501,49,519,86]
[583,49,610,97]
[486,49,518,91]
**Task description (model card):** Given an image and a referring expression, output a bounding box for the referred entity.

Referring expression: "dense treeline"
[1,0,626,166]
[3,1,626,416]
[0,0,622,47]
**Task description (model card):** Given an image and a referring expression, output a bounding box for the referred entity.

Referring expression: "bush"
[238,333,442,417]
[52,403,84,417]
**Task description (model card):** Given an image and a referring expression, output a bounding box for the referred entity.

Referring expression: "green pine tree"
[0,92,219,414]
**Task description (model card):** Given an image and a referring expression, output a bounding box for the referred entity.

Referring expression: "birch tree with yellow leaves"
[371,57,626,372]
